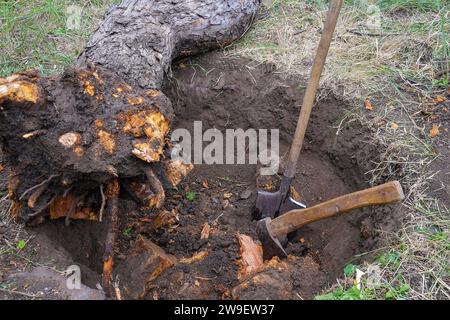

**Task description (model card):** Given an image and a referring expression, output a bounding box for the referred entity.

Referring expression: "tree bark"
[0,0,260,224]
[79,0,259,89]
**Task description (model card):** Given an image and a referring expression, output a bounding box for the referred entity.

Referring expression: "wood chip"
[236,233,263,280]
[200,223,210,240]
[429,124,440,138]
[180,251,209,264]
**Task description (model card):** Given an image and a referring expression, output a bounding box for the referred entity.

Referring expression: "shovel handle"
[284,0,343,178]
[269,181,404,238]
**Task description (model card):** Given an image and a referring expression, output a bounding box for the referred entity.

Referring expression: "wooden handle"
[270,181,404,238]
[284,0,343,178]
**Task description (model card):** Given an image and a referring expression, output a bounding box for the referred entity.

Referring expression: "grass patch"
[0,0,119,76]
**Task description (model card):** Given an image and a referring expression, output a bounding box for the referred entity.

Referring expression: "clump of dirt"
[1,52,404,300]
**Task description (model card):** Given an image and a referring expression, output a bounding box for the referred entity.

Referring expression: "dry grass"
[230,0,449,299]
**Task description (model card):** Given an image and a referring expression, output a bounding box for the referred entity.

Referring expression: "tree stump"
[0,0,260,294]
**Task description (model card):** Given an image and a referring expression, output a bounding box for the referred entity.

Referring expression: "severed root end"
[0,74,41,105]
[163,160,194,187]
[0,81,39,104]
[144,168,166,209]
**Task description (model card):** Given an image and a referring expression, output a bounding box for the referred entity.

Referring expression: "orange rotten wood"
[269,181,405,238]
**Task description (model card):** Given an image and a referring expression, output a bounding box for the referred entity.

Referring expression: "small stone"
[218,239,232,248]
[219,214,230,225]
[240,189,253,200]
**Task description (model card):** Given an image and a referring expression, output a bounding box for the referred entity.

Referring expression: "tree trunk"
[0,0,259,224]
[79,0,259,89]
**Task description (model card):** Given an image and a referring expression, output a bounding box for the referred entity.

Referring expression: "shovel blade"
[253,190,306,220]
[253,190,282,220]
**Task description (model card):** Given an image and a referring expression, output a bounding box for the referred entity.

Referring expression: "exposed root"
[28,196,57,218]
[99,184,106,223]
[144,167,165,209]
[102,179,120,297]
[64,195,80,227]
[27,184,48,209]
[19,174,59,201]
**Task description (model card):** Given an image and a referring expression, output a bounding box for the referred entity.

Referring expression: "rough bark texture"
[0,0,260,224]
[78,0,259,89]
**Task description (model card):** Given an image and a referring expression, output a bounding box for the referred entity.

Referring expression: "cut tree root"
[0,0,260,297]
[0,0,259,224]
[102,180,120,297]
[144,168,165,210]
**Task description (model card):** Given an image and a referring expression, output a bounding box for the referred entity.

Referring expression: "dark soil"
[0,52,405,300]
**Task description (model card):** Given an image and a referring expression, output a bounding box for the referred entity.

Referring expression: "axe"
[257,181,404,261]
[253,0,343,220]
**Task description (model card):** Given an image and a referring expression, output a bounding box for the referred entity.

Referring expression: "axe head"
[256,217,287,261]
[253,189,306,220]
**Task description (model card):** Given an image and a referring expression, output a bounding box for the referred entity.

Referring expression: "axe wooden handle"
[269,181,404,238]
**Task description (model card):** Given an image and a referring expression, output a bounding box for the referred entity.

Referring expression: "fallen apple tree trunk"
[0,0,259,294]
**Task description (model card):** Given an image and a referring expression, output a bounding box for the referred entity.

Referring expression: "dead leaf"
[391,122,398,130]
[236,233,263,280]
[138,209,176,231]
[429,124,440,138]
[433,96,446,103]
[180,251,209,264]
[200,223,210,240]
[364,100,373,111]
[223,192,233,199]
[202,179,209,189]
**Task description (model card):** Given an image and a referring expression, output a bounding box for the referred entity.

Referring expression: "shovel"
[253,0,343,220]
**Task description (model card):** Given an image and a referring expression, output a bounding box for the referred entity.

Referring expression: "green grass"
[186,191,197,202]
[0,0,119,77]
